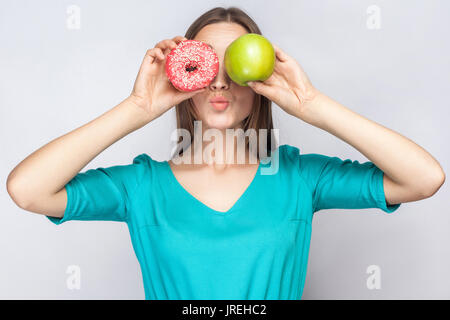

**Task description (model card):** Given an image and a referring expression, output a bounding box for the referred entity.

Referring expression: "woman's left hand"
[247,44,320,119]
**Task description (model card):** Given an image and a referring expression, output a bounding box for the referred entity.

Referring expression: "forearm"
[7,97,153,207]
[298,92,445,193]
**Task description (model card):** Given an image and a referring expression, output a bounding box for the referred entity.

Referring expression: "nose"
[209,63,230,91]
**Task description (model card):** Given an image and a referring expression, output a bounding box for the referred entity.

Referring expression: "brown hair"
[174,6,276,159]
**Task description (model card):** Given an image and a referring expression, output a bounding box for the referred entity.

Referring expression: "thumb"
[189,87,207,95]
[248,81,276,100]
[248,81,264,92]
[178,87,206,100]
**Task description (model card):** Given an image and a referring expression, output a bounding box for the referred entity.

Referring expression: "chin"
[203,116,238,130]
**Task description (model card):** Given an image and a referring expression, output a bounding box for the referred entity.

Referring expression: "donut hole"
[185,62,199,72]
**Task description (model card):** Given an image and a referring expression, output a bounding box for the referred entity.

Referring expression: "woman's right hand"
[128,36,206,121]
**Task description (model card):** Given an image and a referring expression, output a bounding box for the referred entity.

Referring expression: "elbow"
[6,173,33,210]
[421,169,445,198]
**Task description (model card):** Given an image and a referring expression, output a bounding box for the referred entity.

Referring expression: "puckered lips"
[209,96,230,111]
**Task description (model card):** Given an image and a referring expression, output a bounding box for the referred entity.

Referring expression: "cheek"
[238,100,253,118]
[236,89,256,116]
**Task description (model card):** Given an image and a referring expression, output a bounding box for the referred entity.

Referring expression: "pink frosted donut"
[165,40,219,92]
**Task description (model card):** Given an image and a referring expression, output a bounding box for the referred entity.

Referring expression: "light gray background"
[1,0,449,299]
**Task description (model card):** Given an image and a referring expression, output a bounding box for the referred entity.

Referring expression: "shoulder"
[274,144,335,189]
[131,152,169,178]
[130,152,169,186]
[128,153,152,178]
[277,144,333,172]
[133,153,153,167]
[132,152,169,168]
[276,143,323,168]
[270,144,303,177]
[132,153,153,165]
[277,143,300,161]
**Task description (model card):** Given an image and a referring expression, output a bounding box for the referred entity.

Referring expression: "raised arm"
[6,97,154,217]
[6,35,205,218]
[247,44,445,203]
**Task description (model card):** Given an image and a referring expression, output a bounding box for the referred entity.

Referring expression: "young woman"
[6,7,445,299]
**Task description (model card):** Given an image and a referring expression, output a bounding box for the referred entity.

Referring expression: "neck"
[179,121,259,167]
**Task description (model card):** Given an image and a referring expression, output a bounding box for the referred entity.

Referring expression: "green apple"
[224,33,275,86]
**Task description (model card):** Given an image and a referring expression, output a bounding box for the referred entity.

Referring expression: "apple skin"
[224,33,275,86]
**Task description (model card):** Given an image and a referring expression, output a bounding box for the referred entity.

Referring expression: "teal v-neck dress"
[46,144,401,299]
